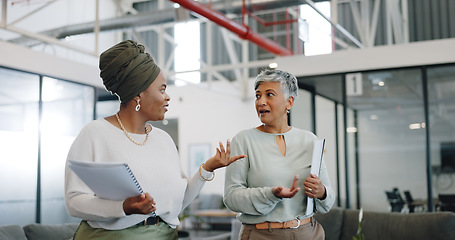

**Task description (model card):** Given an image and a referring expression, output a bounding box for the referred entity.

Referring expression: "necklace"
[115,112,150,146]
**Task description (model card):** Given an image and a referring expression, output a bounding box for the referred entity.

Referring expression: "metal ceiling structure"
[170,0,293,55]
[2,0,451,99]
[0,0,412,55]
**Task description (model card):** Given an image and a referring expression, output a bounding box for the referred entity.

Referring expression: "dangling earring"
[135,99,141,112]
[286,109,290,114]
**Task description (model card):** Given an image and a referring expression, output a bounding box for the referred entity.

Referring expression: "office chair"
[385,191,405,212]
[404,190,425,212]
[438,194,455,212]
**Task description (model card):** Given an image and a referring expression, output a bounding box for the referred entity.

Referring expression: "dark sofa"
[2,207,455,240]
[314,207,455,240]
[0,223,78,240]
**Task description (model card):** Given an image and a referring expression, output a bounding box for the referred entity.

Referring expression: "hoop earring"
[135,99,141,112]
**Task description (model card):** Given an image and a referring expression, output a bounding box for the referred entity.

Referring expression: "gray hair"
[254,69,298,100]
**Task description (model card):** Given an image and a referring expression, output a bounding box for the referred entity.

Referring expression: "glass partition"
[337,104,346,208]
[427,65,455,198]
[291,89,313,131]
[346,69,426,212]
[96,100,119,119]
[315,96,338,207]
[40,77,94,224]
[0,68,96,225]
[0,68,40,225]
[303,75,343,103]
[346,107,357,209]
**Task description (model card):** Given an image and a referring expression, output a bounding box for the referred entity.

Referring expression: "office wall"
[165,82,261,195]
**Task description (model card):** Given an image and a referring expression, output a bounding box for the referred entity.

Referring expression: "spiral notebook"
[68,160,143,201]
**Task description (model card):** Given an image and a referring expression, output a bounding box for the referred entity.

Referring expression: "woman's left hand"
[304,173,327,200]
[202,140,247,172]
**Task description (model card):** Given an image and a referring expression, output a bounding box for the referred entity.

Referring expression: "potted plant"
[353,208,365,240]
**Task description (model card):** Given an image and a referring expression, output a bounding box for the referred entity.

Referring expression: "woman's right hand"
[272,175,300,198]
[203,140,247,172]
[123,193,156,215]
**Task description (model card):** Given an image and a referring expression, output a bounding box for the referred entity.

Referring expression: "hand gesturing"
[203,140,247,172]
[272,175,300,198]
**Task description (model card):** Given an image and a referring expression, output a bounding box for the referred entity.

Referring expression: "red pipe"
[170,0,293,56]
[285,9,290,51]
[246,11,297,27]
[242,3,297,28]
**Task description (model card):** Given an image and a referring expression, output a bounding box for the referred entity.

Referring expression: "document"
[68,160,144,201]
[305,139,326,216]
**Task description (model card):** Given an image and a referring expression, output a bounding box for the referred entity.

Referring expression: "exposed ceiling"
[10,0,310,42]
[1,0,454,119]
[2,0,318,55]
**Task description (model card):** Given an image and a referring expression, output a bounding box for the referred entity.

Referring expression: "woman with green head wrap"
[65,40,246,240]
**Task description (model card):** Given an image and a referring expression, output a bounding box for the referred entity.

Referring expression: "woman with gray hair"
[224,69,335,240]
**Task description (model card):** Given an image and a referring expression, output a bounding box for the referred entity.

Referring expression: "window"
[0,68,39,225]
[301,1,333,56]
[40,77,94,224]
[0,67,94,225]
[174,20,201,86]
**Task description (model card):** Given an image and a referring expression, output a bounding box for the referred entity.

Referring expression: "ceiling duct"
[8,0,309,54]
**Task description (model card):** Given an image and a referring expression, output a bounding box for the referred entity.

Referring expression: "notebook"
[68,160,144,201]
[305,139,326,216]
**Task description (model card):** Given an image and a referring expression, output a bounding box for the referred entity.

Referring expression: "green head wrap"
[99,40,161,103]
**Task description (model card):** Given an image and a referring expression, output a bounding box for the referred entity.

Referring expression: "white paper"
[305,139,326,216]
[68,160,143,201]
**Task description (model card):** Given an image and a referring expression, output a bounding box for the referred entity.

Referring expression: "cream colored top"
[65,119,212,230]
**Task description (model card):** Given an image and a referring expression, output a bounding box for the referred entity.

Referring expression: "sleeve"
[223,135,282,216]
[314,156,336,213]
[180,166,211,211]
[64,126,126,221]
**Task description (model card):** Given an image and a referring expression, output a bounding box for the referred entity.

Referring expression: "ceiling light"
[174,3,180,8]
[370,115,378,120]
[409,123,421,130]
[269,62,278,69]
[378,81,385,86]
[346,127,357,133]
